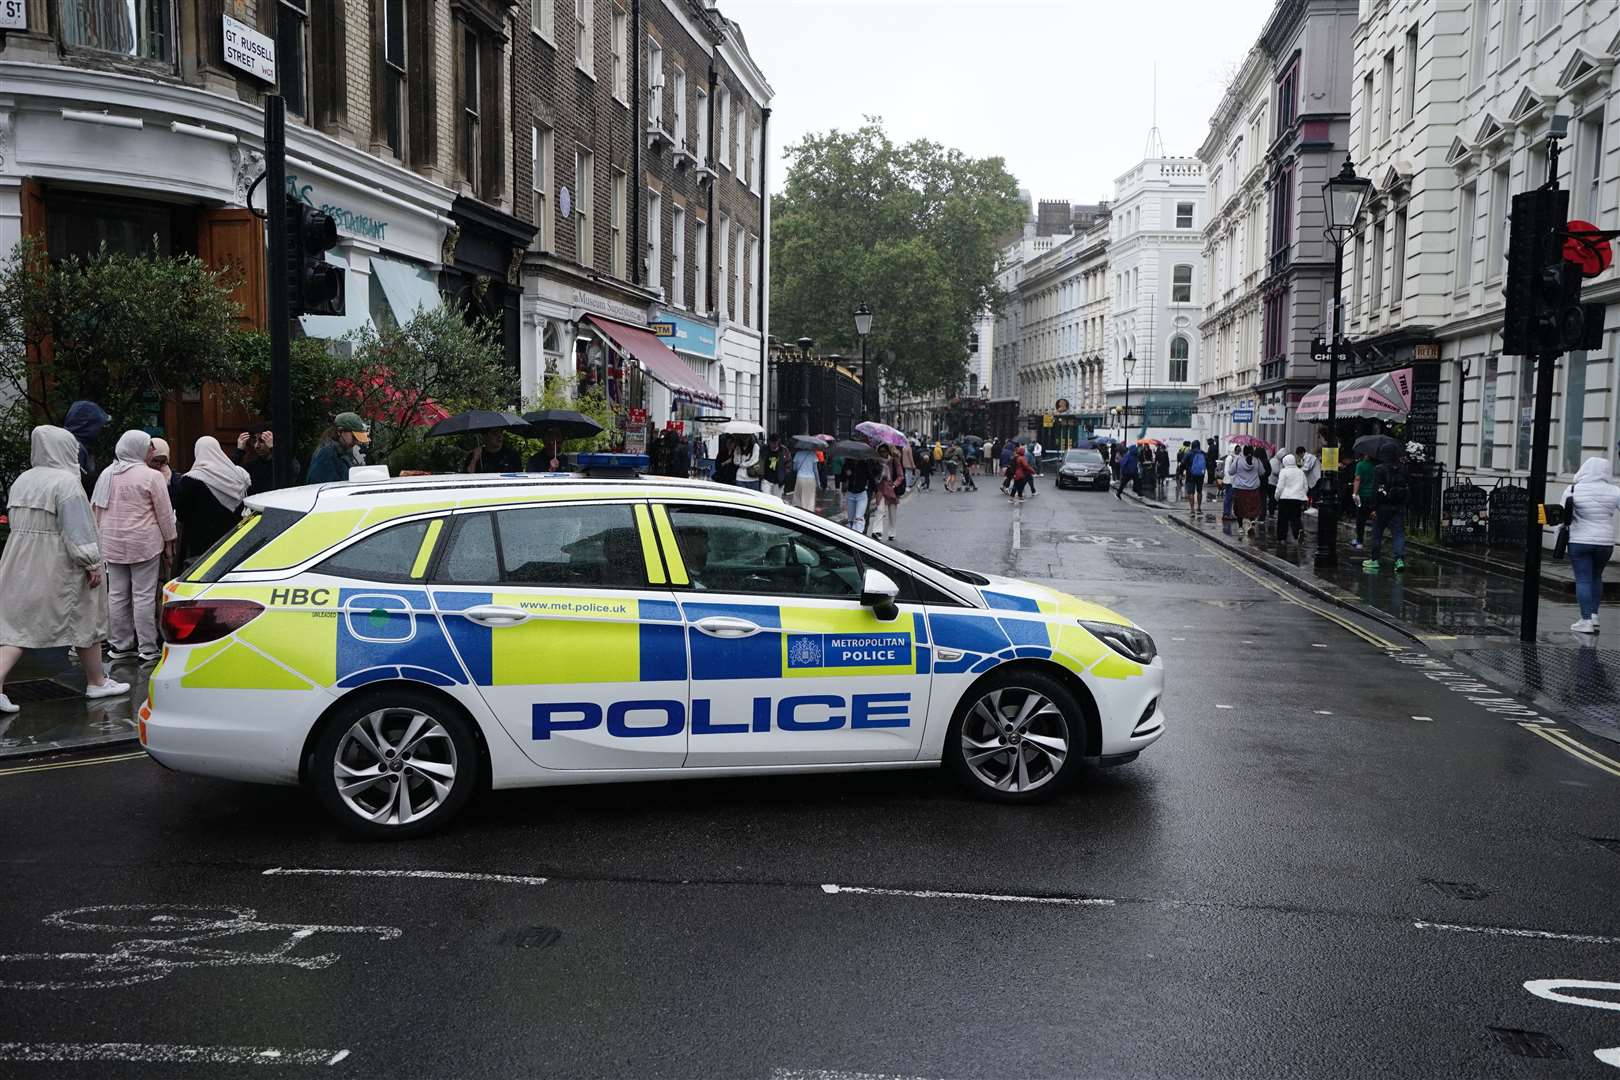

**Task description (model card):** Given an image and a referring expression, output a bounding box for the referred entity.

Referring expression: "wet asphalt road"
[2,479,1619,1079]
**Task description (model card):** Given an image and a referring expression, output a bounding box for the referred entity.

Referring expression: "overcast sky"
[727,0,1279,204]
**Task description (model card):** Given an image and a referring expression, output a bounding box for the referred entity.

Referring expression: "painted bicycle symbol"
[0,904,402,991]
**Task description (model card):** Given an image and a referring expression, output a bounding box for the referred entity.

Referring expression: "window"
[1487,163,1509,279]
[1577,109,1605,223]
[574,0,593,74]
[647,188,662,295]
[1391,207,1407,305]
[1269,165,1294,269]
[320,520,435,582]
[1371,220,1385,309]
[1403,25,1418,122]
[751,123,763,192]
[716,215,729,319]
[1536,0,1555,39]
[1456,183,1476,289]
[1563,350,1588,474]
[458,27,480,188]
[1480,354,1499,468]
[1469,0,1487,88]
[695,218,708,311]
[278,0,309,117]
[1501,0,1518,65]
[1352,231,1365,314]
[611,168,627,278]
[1171,264,1192,304]
[1508,358,1537,470]
[1275,59,1298,135]
[733,227,745,324]
[61,0,173,61]
[484,504,646,587]
[610,7,627,101]
[377,0,435,168]
[664,507,862,598]
[671,205,686,307]
[696,88,709,165]
[1169,336,1189,383]
[647,37,664,124]
[735,103,746,180]
[380,0,407,155]
[574,147,594,268]
[747,234,760,328]
[532,124,554,252]
[532,0,554,38]
[1382,49,1396,137]
[1361,73,1375,155]
[438,514,501,583]
[718,88,731,169]
[673,67,687,151]
[1175,202,1194,229]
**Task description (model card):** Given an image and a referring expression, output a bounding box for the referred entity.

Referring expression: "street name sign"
[222,15,275,82]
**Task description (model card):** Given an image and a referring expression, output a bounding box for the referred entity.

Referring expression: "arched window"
[1169,336,1190,383]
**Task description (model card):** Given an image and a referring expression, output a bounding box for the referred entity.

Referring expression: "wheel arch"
[299,680,493,791]
[953,658,1102,755]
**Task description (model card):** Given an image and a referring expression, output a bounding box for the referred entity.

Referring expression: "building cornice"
[715,23,774,105]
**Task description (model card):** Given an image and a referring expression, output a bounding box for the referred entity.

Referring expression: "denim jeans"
[844,490,869,534]
[1568,542,1613,619]
[1370,507,1406,561]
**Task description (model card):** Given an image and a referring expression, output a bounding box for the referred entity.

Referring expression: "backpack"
[1375,462,1409,507]
[746,456,764,479]
[1189,451,1206,476]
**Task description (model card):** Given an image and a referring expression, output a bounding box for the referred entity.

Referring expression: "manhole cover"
[498,926,562,949]
[3,679,82,704]
[1487,1027,1567,1059]
[1425,879,1488,900]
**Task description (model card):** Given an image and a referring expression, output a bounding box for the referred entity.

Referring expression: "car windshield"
[900,547,990,587]
[1064,450,1103,464]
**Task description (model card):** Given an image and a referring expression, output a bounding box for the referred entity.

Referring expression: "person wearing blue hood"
[63,400,110,495]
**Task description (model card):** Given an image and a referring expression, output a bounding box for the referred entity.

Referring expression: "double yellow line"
[0,749,147,778]
[1519,723,1620,779]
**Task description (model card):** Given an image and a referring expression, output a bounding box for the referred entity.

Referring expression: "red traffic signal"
[1564,219,1613,278]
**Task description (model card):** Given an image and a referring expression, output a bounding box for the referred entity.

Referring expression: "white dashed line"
[1171,637,1186,641]
[1413,921,1620,945]
[263,868,548,886]
[1215,704,1234,709]
[1412,715,1434,722]
[0,1043,352,1066]
[1314,710,1334,716]
[820,884,1113,906]
[1311,643,1328,648]
[772,1070,939,1080]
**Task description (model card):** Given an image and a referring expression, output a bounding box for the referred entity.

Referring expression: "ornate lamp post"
[1317,154,1375,566]
[1122,350,1137,441]
[795,337,814,435]
[853,302,875,419]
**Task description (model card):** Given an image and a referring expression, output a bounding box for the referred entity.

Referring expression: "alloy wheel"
[333,708,459,826]
[959,687,1069,793]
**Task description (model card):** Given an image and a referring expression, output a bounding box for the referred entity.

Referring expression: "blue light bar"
[576,452,650,474]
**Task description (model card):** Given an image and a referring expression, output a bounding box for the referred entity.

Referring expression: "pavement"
[2,475,1619,1078]
[0,648,146,758]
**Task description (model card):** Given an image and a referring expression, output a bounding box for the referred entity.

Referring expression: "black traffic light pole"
[1517,133,1564,642]
[264,95,293,490]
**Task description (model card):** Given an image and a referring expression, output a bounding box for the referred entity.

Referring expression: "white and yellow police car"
[142,456,1165,837]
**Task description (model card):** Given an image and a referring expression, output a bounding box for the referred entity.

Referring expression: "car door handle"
[462,605,530,627]
[694,616,762,638]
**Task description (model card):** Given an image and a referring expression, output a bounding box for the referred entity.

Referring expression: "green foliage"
[770,118,1026,398]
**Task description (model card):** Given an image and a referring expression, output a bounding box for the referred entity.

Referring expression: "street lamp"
[1122,350,1137,441]
[1317,154,1375,566]
[796,336,814,435]
[853,302,874,419]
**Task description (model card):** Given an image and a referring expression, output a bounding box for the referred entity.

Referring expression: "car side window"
[663,507,862,599]
[495,503,647,589]
[438,513,501,583]
[317,520,434,582]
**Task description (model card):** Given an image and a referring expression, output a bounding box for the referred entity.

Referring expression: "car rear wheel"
[945,670,1083,803]
[310,689,480,839]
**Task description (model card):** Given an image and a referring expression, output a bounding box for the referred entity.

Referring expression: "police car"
[142,456,1165,837]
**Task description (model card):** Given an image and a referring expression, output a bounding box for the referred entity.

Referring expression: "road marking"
[1412,715,1434,722]
[772,1070,938,1080]
[1011,502,1021,550]
[1413,921,1620,945]
[0,750,147,777]
[820,884,1113,907]
[1170,636,1186,641]
[0,1042,351,1066]
[1311,643,1328,648]
[1215,704,1234,710]
[1525,979,1620,1014]
[1314,710,1334,715]
[264,868,549,886]
[1521,726,1620,780]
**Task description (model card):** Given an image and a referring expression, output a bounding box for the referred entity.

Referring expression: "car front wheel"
[945,670,1083,803]
[310,689,481,839]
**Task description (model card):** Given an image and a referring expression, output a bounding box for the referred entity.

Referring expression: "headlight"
[1060,467,1079,476]
[1079,620,1157,664]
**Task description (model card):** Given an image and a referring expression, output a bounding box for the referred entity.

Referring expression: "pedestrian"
[870,444,902,540]
[1295,445,1322,499]
[63,399,110,495]
[464,429,522,473]
[1229,446,1264,538]
[1205,439,1220,493]
[1222,443,1239,520]
[1179,440,1206,516]
[1113,443,1138,500]
[761,434,785,498]
[839,453,874,534]
[961,442,979,492]
[1008,445,1035,501]
[791,440,820,512]
[916,445,933,491]
[174,435,251,563]
[90,429,178,662]
[1564,457,1620,634]
[1156,444,1172,499]
[900,438,917,492]
[1175,441,1190,499]
[1031,438,1044,476]
[733,435,762,490]
[1362,444,1410,572]
[1275,453,1309,546]
[943,443,961,492]
[1351,449,1377,550]
[306,412,370,484]
[1255,446,1274,518]
[232,429,289,492]
[147,438,174,488]
[0,426,131,714]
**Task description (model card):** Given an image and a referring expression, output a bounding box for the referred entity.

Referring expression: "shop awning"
[371,255,442,325]
[1296,367,1414,421]
[584,315,725,409]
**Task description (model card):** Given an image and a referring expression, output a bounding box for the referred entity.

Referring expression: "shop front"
[650,309,722,429]
[576,314,725,452]
[442,197,535,375]
[1296,337,1441,463]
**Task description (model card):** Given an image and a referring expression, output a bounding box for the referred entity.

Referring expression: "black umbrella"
[521,409,605,441]
[1351,434,1401,461]
[790,434,827,451]
[829,439,875,459]
[959,434,985,445]
[426,409,528,438]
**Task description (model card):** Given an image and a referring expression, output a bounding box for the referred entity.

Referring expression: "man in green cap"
[306,411,371,484]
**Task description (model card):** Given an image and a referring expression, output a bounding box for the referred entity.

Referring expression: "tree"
[770,119,1025,399]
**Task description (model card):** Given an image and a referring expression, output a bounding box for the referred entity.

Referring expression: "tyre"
[310,689,481,839]
[944,669,1084,803]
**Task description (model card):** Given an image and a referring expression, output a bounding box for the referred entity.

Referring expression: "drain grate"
[2,679,82,704]
[1488,1027,1568,1059]
[1426,879,1489,900]
[499,926,562,949]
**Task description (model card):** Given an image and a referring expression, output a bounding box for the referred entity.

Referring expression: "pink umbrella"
[854,420,907,447]
[1229,433,1276,453]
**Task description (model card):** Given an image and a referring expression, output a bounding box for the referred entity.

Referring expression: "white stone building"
[1347,0,1618,511]
[1013,215,1110,446]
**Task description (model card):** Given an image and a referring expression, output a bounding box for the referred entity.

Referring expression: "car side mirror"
[860,568,900,621]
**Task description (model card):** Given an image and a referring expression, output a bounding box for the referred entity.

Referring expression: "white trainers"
[85,679,131,700]
[1571,618,1597,634]
[0,694,17,714]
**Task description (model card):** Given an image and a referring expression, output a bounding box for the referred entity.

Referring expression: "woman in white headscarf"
[91,429,178,662]
[1566,457,1620,634]
[173,435,251,563]
[0,426,130,714]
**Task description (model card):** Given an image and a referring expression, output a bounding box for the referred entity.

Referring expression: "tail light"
[161,599,265,645]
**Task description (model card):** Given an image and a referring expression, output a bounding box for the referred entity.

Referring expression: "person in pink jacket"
[91,430,177,662]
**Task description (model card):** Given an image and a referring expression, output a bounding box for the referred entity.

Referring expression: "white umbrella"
[720,419,764,435]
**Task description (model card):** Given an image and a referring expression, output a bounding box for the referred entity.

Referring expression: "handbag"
[1552,493,1573,560]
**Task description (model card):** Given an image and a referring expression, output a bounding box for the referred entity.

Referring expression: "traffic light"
[1502,187,1605,355]
[285,194,344,317]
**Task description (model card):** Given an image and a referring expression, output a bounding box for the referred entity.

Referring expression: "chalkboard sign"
[1407,377,1440,455]
[1488,482,1530,547]
[1442,479,1489,546]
